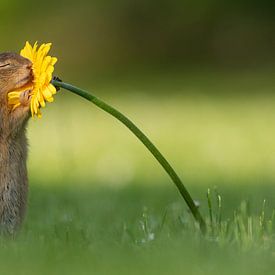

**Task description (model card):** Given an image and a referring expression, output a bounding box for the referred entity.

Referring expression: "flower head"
[8,41,58,118]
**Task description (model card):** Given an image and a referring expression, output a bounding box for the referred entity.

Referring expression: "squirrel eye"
[0,63,11,68]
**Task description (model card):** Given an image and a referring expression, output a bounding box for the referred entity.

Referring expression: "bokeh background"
[2,0,275,186]
[1,1,275,274]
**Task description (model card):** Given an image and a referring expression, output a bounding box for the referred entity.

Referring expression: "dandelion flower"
[8,41,58,118]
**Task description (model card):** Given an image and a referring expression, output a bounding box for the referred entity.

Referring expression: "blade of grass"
[207,188,213,233]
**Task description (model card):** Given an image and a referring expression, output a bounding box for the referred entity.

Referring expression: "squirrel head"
[0,53,32,97]
[0,53,33,133]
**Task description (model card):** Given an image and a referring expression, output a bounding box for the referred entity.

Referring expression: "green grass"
[0,183,275,275]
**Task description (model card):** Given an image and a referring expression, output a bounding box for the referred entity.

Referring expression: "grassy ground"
[0,184,275,275]
[2,71,275,274]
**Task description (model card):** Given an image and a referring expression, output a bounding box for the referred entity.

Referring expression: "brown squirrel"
[0,52,33,234]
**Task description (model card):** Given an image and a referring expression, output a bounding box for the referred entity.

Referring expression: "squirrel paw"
[19,90,32,107]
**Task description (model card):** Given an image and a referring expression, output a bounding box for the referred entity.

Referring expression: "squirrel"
[0,52,33,234]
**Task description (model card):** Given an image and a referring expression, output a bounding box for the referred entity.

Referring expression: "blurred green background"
[1,0,275,186]
[2,1,275,274]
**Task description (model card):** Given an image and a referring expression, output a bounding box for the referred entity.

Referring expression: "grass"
[3,71,275,274]
[0,183,275,275]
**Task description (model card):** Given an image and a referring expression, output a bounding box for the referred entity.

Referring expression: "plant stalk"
[52,80,206,233]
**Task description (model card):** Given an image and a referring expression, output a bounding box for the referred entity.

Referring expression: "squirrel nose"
[24,60,33,70]
[26,63,32,70]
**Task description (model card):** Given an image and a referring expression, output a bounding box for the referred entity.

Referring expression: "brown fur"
[0,52,32,234]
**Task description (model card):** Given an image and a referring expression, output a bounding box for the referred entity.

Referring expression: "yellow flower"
[8,41,58,118]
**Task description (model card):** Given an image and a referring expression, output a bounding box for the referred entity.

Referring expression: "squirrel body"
[0,52,32,233]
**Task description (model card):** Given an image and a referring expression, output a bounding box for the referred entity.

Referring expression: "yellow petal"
[48,83,57,94]
[45,96,54,103]
[8,91,21,98]
[12,103,21,110]
[42,87,53,99]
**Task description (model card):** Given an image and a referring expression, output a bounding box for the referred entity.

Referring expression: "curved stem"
[52,80,206,233]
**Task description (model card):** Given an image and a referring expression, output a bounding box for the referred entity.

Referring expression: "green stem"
[52,80,206,233]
